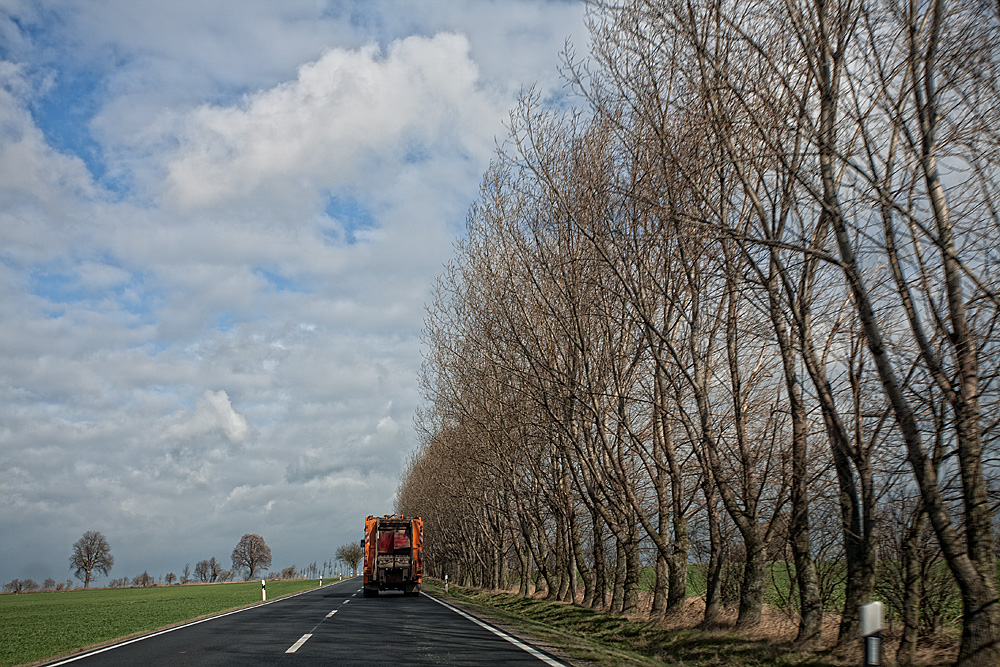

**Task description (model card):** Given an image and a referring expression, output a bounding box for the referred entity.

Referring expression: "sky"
[0,0,589,586]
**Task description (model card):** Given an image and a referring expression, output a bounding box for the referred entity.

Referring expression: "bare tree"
[69,530,114,588]
[4,579,40,593]
[194,558,223,583]
[231,534,272,581]
[335,542,364,577]
[132,571,153,587]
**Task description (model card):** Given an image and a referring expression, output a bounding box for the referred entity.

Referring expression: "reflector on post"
[860,601,884,666]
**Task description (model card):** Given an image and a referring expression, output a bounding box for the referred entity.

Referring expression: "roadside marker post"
[860,601,883,666]
[262,579,266,602]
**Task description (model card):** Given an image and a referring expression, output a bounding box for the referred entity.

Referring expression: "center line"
[286,634,312,654]
[326,610,338,618]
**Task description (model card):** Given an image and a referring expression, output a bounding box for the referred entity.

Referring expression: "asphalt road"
[42,578,566,666]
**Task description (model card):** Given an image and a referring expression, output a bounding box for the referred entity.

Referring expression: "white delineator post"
[445,574,449,593]
[262,579,266,602]
[860,601,884,666]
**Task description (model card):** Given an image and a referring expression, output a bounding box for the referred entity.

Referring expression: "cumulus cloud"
[163,390,248,443]
[164,34,489,209]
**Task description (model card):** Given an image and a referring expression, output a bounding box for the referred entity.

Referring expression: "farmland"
[0,579,330,667]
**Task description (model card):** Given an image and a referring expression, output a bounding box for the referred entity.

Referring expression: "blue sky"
[0,0,587,585]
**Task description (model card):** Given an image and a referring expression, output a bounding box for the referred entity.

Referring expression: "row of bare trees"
[398,1,1000,665]
[3,578,75,593]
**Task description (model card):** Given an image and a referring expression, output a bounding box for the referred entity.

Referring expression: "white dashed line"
[286,633,312,654]
[326,610,338,618]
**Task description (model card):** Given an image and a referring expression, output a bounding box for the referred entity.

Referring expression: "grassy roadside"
[0,578,335,667]
[423,582,852,667]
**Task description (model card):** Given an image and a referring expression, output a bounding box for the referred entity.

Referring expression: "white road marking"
[343,599,350,604]
[423,594,567,667]
[326,610,338,618]
[43,585,327,666]
[286,633,312,653]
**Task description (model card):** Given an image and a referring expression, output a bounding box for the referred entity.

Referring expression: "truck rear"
[363,514,423,596]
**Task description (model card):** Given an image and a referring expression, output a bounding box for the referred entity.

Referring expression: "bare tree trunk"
[702,479,723,628]
[592,508,607,609]
[765,258,823,644]
[516,540,531,597]
[611,535,626,613]
[652,551,668,616]
[897,501,927,666]
[622,519,641,615]
[570,504,595,607]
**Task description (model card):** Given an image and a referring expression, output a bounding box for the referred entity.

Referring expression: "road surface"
[41,578,567,666]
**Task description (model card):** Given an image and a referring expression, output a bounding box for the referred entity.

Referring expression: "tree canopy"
[231,534,272,581]
[335,542,364,577]
[69,530,114,589]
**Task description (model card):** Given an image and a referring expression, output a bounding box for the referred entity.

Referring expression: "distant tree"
[182,563,190,584]
[43,578,56,591]
[280,566,298,579]
[69,531,114,588]
[335,542,364,577]
[132,571,153,587]
[4,578,41,593]
[231,534,272,581]
[165,572,177,585]
[195,557,224,583]
[208,557,224,582]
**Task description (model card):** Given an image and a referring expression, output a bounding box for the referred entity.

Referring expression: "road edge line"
[41,582,343,666]
[421,592,567,667]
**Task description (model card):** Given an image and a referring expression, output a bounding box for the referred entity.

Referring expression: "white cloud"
[163,390,248,444]
[162,33,490,209]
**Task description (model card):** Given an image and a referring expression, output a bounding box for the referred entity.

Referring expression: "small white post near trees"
[262,579,266,602]
[860,601,883,666]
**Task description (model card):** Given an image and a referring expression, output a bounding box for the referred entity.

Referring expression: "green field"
[0,579,333,667]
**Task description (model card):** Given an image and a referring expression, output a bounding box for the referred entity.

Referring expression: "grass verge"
[0,579,333,667]
[424,582,852,667]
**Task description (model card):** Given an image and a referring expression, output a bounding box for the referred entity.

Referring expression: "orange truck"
[363,514,423,597]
